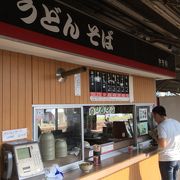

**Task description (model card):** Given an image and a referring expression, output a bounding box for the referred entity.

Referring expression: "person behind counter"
[152,105,180,180]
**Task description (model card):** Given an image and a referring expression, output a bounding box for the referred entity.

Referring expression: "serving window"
[33,105,83,170]
[136,106,154,137]
[83,105,134,145]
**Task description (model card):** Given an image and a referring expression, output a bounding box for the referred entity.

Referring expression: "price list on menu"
[89,70,130,101]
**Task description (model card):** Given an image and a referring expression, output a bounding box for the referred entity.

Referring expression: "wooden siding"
[133,76,156,103]
[0,50,156,138]
[0,50,156,139]
[0,51,32,138]
[102,154,161,180]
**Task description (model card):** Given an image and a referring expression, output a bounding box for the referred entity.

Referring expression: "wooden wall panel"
[10,52,18,129]
[0,49,157,177]
[44,60,51,104]
[0,50,32,137]
[0,50,156,139]
[38,58,45,104]
[64,62,72,104]
[102,154,160,180]
[50,61,56,104]
[25,55,32,138]
[31,59,85,105]
[2,51,11,130]
[138,154,161,180]
[32,57,39,104]
[18,54,26,128]
[0,51,33,177]
[31,57,156,105]
[58,62,65,104]
[0,50,156,138]
[133,76,156,103]
[55,61,62,104]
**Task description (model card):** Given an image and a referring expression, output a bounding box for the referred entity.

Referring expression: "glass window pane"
[83,105,134,145]
[34,106,82,168]
[34,108,56,138]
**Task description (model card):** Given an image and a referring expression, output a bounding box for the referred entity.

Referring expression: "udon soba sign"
[0,0,175,77]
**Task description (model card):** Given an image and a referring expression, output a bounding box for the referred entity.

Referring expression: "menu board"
[89,70,129,101]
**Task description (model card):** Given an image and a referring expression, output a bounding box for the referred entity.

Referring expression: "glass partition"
[33,105,83,169]
[136,105,153,137]
[83,105,134,145]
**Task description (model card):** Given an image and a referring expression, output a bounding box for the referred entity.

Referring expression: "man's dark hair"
[152,105,167,116]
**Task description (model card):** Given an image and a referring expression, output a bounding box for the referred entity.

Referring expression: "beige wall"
[160,96,180,121]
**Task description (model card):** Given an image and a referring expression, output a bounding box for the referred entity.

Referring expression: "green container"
[39,132,55,161]
[55,138,67,158]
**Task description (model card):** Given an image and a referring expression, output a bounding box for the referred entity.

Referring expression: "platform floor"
[178,171,180,180]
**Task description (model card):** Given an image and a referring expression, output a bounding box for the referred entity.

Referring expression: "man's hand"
[149,129,158,142]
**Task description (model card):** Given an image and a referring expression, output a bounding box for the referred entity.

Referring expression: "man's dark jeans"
[159,161,180,180]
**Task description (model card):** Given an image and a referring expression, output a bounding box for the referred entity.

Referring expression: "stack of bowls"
[55,138,67,158]
[39,132,55,161]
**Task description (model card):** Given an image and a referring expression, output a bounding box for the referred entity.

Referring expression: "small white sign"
[89,149,94,157]
[139,108,148,121]
[101,143,114,154]
[74,73,81,96]
[2,128,27,142]
[90,96,130,101]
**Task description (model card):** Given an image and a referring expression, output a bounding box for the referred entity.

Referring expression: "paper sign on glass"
[139,108,148,121]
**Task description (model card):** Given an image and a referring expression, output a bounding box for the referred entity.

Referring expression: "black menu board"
[89,70,130,101]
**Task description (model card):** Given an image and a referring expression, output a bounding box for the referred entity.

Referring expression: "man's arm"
[157,126,167,149]
[158,138,167,149]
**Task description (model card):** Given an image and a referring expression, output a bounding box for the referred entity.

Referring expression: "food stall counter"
[64,147,160,180]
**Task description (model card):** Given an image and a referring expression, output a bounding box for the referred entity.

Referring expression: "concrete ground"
[178,170,180,180]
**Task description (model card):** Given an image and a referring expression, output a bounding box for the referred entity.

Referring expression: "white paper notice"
[2,128,27,142]
[74,73,81,96]
[101,144,114,154]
